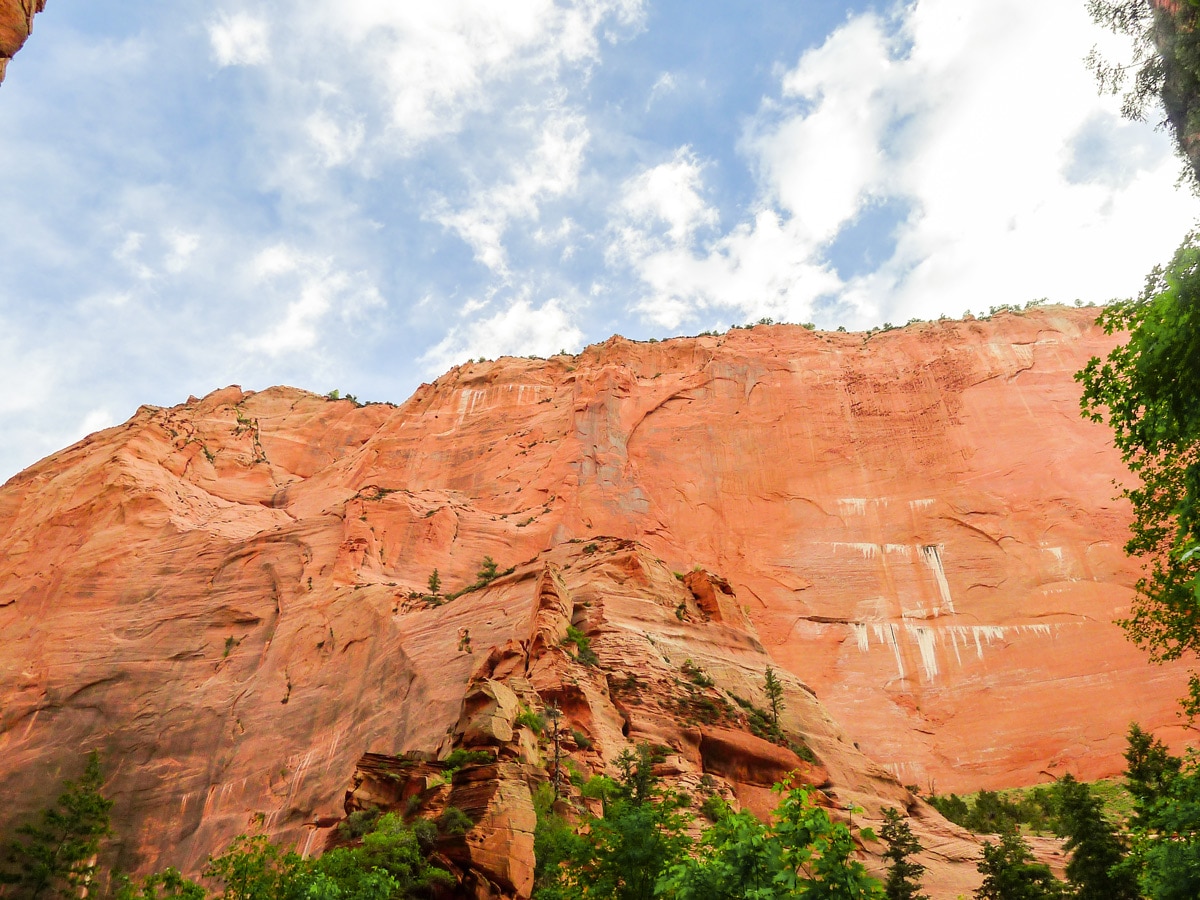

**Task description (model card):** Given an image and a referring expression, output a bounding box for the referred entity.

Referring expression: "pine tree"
[1056,774,1138,900]
[975,829,1068,900]
[1124,723,1182,829]
[477,556,499,584]
[880,808,928,900]
[1,751,113,899]
[427,568,441,597]
[763,666,784,728]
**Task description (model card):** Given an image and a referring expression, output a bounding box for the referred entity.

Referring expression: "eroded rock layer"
[0,0,45,83]
[0,308,1185,892]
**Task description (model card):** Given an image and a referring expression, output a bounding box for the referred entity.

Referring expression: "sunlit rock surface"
[0,0,45,84]
[0,307,1187,895]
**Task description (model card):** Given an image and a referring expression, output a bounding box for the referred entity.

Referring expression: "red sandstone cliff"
[0,0,45,84]
[0,307,1186,895]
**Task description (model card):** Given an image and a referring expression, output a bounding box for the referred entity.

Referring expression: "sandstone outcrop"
[0,307,1188,895]
[0,0,45,84]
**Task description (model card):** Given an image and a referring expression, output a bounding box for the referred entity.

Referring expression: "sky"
[0,0,1196,482]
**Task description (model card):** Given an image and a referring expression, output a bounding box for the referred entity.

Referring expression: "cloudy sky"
[0,0,1195,481]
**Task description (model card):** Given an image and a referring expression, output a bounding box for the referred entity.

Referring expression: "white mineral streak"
[919,544,956,615]
[850,622,1060,680]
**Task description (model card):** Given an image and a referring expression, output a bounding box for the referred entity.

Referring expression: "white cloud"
[619,147,717,244]
[164,231,200,274]
[114,231,154,280]
[436,112,590,274]
[241,245,385,356]
[77,407,116,439]
[299,0,644,150]
[646,72,677,109]
[610,0,1196,330]
[208,12,271,67]
[420,296,584,373]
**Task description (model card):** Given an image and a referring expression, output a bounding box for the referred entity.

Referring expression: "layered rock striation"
[0,308,1187,893]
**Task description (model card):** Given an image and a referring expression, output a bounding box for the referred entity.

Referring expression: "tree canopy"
[1078,231,1200,712]
[0,752,113,900]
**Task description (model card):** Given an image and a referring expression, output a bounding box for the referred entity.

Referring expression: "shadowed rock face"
[0,0,46,84]
[0,308,1186,895]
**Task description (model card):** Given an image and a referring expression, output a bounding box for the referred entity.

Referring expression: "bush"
[436,806,473,837]
[515,707,546,735]
[563,626,599,667]
[338,807,382,839]
[680,660,714,688]
[443,749,491,772]
[581,775,618,800]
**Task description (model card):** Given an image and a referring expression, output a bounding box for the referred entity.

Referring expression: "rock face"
[0,0,45,84]
[0,308,1188,895]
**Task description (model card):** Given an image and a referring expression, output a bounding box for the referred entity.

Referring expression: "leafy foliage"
[112,868,205,900]
[0,751,113,900]
[662,782,882,900]
[1078,232,1200,712]
[534,741,882,900]
[1087,0,1200,186]
[563,626,599,667]
[927,788,1059,836]
[204,812,451,900]
[535,744,690,900]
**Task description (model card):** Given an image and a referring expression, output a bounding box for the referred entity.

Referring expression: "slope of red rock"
[0,307,1187,893]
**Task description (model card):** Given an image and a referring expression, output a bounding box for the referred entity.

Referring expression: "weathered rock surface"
[0,307,1189,895]
[0,0,45,84]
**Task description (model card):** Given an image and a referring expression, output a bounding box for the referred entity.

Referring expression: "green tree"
[477,556,499,584]
[535,742,690,900]
[660,782,882,900]
[1131,759,1200,900]
[0,751,113,900]
[1086,0,1200,185]
[974,830,1068,900]
[763,666,784,728]
[879,808,927,900]
[427,569,440,597]
[1124,723,1183,829]
[1077,232,1200,713]
[1055,774,1138,900]
[204,813,450,900]
[111,868,205,900]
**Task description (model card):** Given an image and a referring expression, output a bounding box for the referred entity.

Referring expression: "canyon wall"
[0,0,45,83]
[0,307,1189,892]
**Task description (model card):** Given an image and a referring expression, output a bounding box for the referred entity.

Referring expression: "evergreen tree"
[879,808,928,900]
[1055,774,1138,900]
[763,666,784,728]
[0,752,113,900]
[427,568,441,596]
[1133,760,1200,900]
[974,830,1068,900]
[1124,722,1182,829]
[477,556,499,583]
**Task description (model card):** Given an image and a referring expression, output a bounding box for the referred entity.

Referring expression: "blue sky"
[0,0,1195,481]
